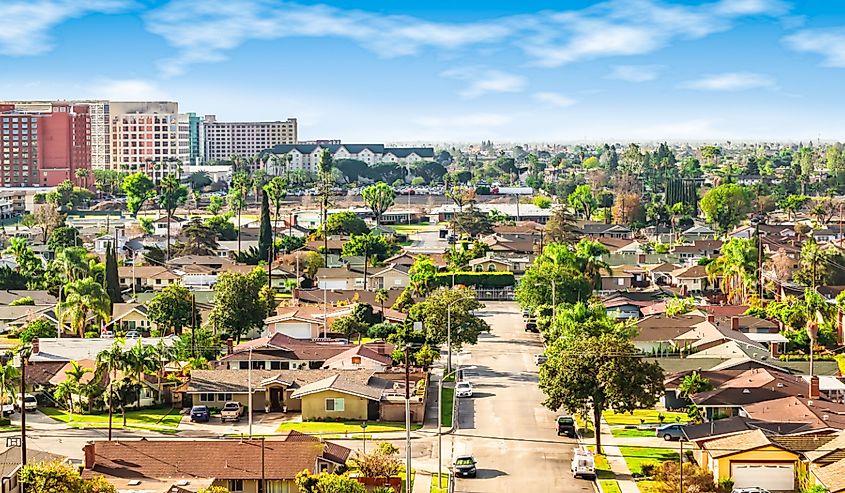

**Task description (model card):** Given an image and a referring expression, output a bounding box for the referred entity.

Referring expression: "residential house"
[680,225,717,242]
[151,215,186,237]
[295,288,406,308]
[580,222,633,239]
[671,265,712,294]
[104,303,153,333]
[813,228,840,243]
[304,237,347,256]
[672,240,724,264]
[215,240,259,259]
[315,266,365,290]
[0,290,55,305]
[82,437,350,493]
[118,265,180,292]
[647,263,681,286]
[367,263,411,290]
[595,237,642,255]
[602,291,669,320]
[600,266,646,292]
[480,233,541,254]
[699,429,801,491]
[321,345,392,371]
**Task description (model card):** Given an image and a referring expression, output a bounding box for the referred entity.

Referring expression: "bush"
[84,331,99,339]
[0,417,10,426]
[640,463,656,477]
[432,271,515,288]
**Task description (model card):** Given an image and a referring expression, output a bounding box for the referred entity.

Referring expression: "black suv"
[557,416,577,437]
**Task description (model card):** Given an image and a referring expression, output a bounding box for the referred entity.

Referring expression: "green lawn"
[575,415,595,439]
[600,480,622,493]
[276,421,422,434]
[610,427,657,438]
[587,447,615,480]
[603,410,688,426]
[617,446,679,476]
[388,224,437,234]
[441,387,454,428]
[41,407,182,431]
[430,473,448,493]
[637,481,660,493]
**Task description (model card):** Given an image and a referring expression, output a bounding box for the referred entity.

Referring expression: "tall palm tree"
[677,371,713,398]
[230,171,250,254]
[264,176,288,249]
[573,239,611,290]
[375,289,389,322]
[64,360,92,416]
[54,247,92,283]
[706,237,757,304]
[96,341,126,427]
[125,339,158,408]
[156,174,188,261]
[151,339,173,402]
[61,278,111,337]
[75,168,90,189]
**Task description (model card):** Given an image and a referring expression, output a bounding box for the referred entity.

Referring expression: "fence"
[473,288,515,301]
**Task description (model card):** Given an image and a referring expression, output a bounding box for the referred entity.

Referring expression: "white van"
[571,447,596,479]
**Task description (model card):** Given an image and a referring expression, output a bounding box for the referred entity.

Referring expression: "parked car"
[522,310,530,318]
[100,330,114,339]
[15,394,37,412]
[453,455,477,478]
[455,381,473,398]
[524,319,538,333]
[571,447,596,479]
[656,423,686,441]
[534,354,548,365]
[125,330,141,339]
[1,403,13,417]
[557,415,577,437]
[220,401,244,422]
[190,405,210,423]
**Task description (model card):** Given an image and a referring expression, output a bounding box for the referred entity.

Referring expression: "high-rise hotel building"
[202,115,297,162]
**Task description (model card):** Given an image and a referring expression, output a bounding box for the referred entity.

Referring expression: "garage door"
[320,280,347,290]
[731,463,794,491]
[275,322,312,339]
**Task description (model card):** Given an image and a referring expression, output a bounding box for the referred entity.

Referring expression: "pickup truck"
[15,394,36,412]
[220,401,244,422]
[0,404,12,417]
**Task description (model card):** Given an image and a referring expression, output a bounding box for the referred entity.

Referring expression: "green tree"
[540,332,664,451]
[515,243,594,311]
[258,189,273,263]
[332,315,367,341]
[209,271,270,342]
[779,194,810,221]
[122,172,154,216]
[319,211,369,237]
[47,226,81,250]
[204,215,237,241]
[157,174,188,260]
[264,176,288,261]
[295,470,366,493]
[229,171,250,254]
[19,319,56,344]
[567,184,598,219]
[207,195,224,215]
[407,286,489,348]
[20,460,117,493]
[706,237,757,304]
[104,241,121,304]
[699,183,752,233]
[409,256,437,296]
[391,288,414,312]
[0,362,19,416]
[533,196,552,209]
[124,339,158,408]
[362,182,397,227]
[341,234,398,262]
[677,371,714,399]
[188,171,212,189]
[146,283,196,335]
[178,218,220,256]
[317,150,334,264]
[375,288,389,321]
[61,278,111,337]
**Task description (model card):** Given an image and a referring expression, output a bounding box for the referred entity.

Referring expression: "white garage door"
[276,322,312,339]
[320,280,347,290]
[731,463,794,491]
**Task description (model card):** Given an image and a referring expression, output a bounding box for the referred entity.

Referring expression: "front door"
[270,388,283,412]
[367,400,380,420]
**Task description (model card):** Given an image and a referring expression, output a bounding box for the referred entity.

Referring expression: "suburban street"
[449,301,590,493]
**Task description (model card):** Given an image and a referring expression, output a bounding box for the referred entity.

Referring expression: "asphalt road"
[451,301,593,493]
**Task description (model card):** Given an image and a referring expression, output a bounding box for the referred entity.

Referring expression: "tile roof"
[85,439,343,480]
[296,288,406,307]
[0,447,65,478]
[288,370,387,401]
[322,345,392,367]
[771,434,837,453]
[807,433,845,462]
[0,290,56,305]
[673,265,709,279]
[743,396,845,432]
[812,458,845,493]
[703,429,782,458]
[281,430,351,464]
[186,368,379,395]
[634,313,707,342]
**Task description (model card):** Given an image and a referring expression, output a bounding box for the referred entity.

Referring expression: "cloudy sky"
[2,0,845,142]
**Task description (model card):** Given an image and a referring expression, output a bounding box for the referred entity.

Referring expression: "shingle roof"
[0,447,65,478]
[186,369,344,393]
[289,371,386,401]
[806,433,845,463]
[703,429,782,458]
[322,345,392,368]
[85,439,343,480]
[813,458,845,493]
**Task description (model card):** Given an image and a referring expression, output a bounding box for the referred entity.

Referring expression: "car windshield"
[192,407,207,412]
[224,403,238,409]
[558,417,574,425]
[457,383,470,388]
[455,458,474,466]
[24,397,36,403]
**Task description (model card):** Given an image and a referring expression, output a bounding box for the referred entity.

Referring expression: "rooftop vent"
[777,383,784,388]
[823,415,830,421]
[128,480,141,486]
[743,389,751,394]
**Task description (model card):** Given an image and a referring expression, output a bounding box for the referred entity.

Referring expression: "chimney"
[706,314,715,324]
[31,337,39,354]
[226,338,234,355]
[731,317,740,331]
[770,342,779,358]
[83,443,95,470]
[810,375,820,400]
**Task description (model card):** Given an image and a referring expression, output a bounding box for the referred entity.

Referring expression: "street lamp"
[446,294,475,374]
[438,365,476,487]
[248,346,254,438]
[360,421,368,454]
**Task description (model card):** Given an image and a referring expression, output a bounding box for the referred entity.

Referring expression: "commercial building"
[203,115,297,163]
[263,143,435,173]
[109,101,181,181]
[0,102,92,187]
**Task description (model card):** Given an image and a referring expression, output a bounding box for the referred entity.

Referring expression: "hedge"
[432,272,515,288]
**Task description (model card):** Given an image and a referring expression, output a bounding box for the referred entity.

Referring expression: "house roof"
[806,433,845,462]
[633,313,706,343]
[117,265,180,280]
[703,429,785,458]
[322,345,392,368]
[48,359,97,386]
[84,439,348,481]
[813,458,845,493]
[682,416,807,441]
[186,368,376,394]
[315,267,364,279]
[648,262,680,274]
[690,369,812,407]
[673,265,709,279]
[289,371,387,401]
[29,337,176,363]
[743,396,845,432]
[0,290,56,305]
[0,446,65,478]
[296,288,406,307]
[281,430,351,464]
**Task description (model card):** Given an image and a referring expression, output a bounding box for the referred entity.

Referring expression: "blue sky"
[2,0,845,142]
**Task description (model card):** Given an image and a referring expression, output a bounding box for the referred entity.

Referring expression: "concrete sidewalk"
[413,471,432,493]
[599,418,640,493]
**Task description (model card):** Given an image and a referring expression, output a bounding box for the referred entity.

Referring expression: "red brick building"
[0,102,91,187]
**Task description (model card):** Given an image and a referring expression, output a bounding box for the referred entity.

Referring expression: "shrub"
[640,463,656,477]
[432,271,515,288]
[0,417,11,426]
[84,331,99,339]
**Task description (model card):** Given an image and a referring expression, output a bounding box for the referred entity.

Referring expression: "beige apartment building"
[202,115,297,162]
[110,101,182,179]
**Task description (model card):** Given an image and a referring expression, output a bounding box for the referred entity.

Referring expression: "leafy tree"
[207,195,224,215]
[276,235,305,254]
[319,211,370,237]
[540,332,664,451]
[204,215,237,241]
[33,204,65,243]
[19,319,56,344]
[340,234,398,262]
[122,172,154,216]
[0,362,19,414]
[533,196,552,209]
[368,322,397,340]
[332,315,367,340]
[258,189,273,263]
[209,270,271,342]
[515,243,597,311]
[295,470,366,493]
[10,296,34,306]
[567,184,598,219]
[197,487,231,493]
[779,194,810,221]
[147,283,196,335]
[334,159,369,183]
[409,256,437,296]
[48,226,81,250]
[793,239,845,287]
[391,288,414,312]
[20,460,117,493]
[362,182,397,227]
[61,278,111,337]
[178,218,220,256]
[665,297,695,317]
[699,183,752,233]
[187,171,212,189]
[5,237,43,283]
[407,287,489,348]
[451,206,494,237]
[653,462,719,493]
[104,241,121,304]
[172,326,221,361]
[157,174,189,260]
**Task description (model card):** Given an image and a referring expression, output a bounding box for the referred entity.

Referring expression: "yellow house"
[291,373,385,421]
[468,256,513,272]
[106,303,155,333]
[700,429,800,491]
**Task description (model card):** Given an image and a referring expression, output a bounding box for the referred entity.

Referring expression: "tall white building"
[203,116,297,162]
[110,102,181,179]
[264,143,435,173]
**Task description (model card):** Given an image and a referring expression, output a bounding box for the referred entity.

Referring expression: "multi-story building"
[110,102,181,180]
[203,115,297,163]
[0,102,92,187]
[263,143,435,174]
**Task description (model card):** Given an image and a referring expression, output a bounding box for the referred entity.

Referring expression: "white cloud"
[681,72,775,91]
[0,0,130,56]
[608,65,660,82]
[144,0,790,76]
[90,79,166,100]
[532,92,576,107]
[441,67,526,98]
[784,29,845,67]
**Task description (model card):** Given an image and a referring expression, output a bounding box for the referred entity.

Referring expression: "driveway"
[448,301,592,493]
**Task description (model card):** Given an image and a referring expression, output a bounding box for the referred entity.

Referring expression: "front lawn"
[587,447,615,480]
[276,420,422,435]
[431,473,448,493]
[610,427,657,438]
[603,410,687,426]
[389,224,436,234]
[41,407,181,431]
[617,446,679,476]
[600,480,622,493]
[441,387,454,428]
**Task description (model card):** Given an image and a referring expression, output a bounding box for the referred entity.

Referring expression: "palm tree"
[677,371,713,398]
[64,360,92,415]
[53,380,77,420]
[573,239,611,290]
[54,247,92,283]
[375,289,389,322]
[706,238,757,304]
[317,149,334,264]
[230,171,250,254]
[61,278,111,337]
[0,362,19,417]
[125,339,158,408]
[75,168,90,189]
[150,339,173,402]
[96,340,126,429]
[156,174,188,261]
[264,176,288,251]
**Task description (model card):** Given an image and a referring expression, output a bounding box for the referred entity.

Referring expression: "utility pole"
[404,346,411,493]
[191,293,197,358]
[679,438,684,493]
[756,219,763,299]
[19,349,27,472]
[108,357,113,441]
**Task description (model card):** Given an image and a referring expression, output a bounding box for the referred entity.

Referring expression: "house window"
[270,361,281,370]
[325,398,345,412]
[217,393,232,401]
[617,278,624,286]
[239,361,249,370]
[199,393,215,402]
[488,264,497,272]
[474,265,482,272]
[228,480,244,492]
